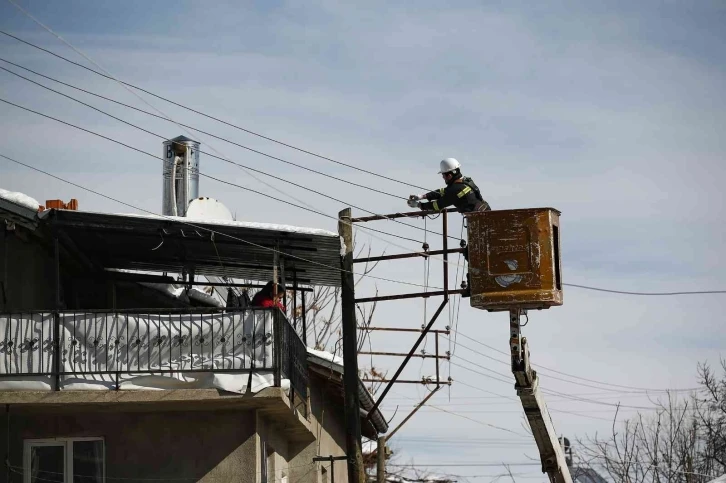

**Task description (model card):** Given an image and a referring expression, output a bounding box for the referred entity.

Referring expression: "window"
[24,438,104,483]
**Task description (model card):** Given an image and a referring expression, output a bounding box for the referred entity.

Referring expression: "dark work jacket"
[419,174,490,213]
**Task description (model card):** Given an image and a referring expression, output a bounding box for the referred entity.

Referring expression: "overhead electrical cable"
[0,96,473,275]
[390,393,528,437]
[450,363,687,413]
[0,28,431,192]
[449,330,702,393]
[5,32,722,297]
[0,22,336,218]
[0,97,438,250]
[0,151,441,291]
[0,57,411,202]
[452,340,689,395]
[563,283,726,296]
[0,64,457,245]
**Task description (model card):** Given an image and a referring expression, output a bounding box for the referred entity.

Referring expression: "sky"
[1,0,725,481]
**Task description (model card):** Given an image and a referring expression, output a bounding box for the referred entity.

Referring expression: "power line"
[0,56,412,202]
[0,85,472,279]
[452,339,685,396]
[0,28,431,193]
[5,56,723,300]
[0,64,459,246]
[0,15,342,220]
[0,151,440,291]
[383,407,699,415]
[390,392,527,437]
[385,390,682,401]
[450,362,686,414]
[0,95,473,277]
[8,32,724,299]
[449,363,631,422]
[564,282,726,296]
[0,97,432,249]
[386,463,540,468]
[383,392,692,404]
[450,329,702,393]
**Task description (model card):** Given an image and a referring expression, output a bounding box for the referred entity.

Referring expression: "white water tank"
[186,197,234,221]
[162,136,200,216]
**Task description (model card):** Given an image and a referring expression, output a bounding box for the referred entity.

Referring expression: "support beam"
[358,351,449,360]
[361,378,452,384]
[377,437,386,483]
[355,289,464,303]
[53,235,61,391]
[338,208,364,483]
[351,207,457,222]
[353,247,465,264]
[364,298,448,421]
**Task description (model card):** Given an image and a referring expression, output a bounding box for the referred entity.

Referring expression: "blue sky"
[1,0,725,480]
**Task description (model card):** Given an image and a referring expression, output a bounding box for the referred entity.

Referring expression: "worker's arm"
[419,185,464,211]
[422,188,446,201]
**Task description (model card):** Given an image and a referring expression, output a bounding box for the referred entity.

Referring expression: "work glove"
[407,197,419,208]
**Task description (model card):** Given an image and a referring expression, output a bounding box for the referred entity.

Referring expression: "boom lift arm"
[510,309,573,483]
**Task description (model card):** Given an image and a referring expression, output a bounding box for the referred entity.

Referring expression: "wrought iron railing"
[0,308,308,400]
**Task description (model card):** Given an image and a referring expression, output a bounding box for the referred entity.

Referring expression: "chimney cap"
[167,135,199,144]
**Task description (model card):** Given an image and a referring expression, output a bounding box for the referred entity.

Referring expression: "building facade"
[0,193,386,483]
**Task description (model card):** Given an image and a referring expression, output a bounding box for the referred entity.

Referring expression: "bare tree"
[362,440,461,483]
[298,239,381,352]
[694,359,726,472]
[577,361,726,483]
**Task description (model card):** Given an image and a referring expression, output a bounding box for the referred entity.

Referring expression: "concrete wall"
[257,411,292,483]
[0,384,346,483]
[289,374,348,483]
[1,407,257,483]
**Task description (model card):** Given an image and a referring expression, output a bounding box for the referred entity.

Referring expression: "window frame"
[23,437,105,483]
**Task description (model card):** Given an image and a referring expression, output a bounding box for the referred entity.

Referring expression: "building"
[0,189,387,483]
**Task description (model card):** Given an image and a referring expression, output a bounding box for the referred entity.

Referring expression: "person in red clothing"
[250,281,286,311]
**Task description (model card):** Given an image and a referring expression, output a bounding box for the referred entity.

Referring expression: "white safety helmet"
[438,157,461,174]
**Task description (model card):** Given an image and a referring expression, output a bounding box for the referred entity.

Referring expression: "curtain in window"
[72,440,103,483]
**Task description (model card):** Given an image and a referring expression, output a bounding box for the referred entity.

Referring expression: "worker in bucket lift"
[407,158,490,297]
[408,158,489,214]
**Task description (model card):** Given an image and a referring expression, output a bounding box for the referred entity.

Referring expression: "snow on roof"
[105,211,339,238]
[0,188,40,211]
[307,347,343,366]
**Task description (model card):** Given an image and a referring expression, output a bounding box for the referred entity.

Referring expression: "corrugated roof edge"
[107,211,340,237]
[0,190,40,230]
[39,209,339,238]
[307,348,389,435]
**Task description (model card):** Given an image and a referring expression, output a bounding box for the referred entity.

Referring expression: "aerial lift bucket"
[466,207,563,312]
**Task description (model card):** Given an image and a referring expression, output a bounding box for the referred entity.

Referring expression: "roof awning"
[43,210,342,287]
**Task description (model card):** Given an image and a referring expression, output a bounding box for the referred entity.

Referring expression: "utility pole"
[376,436,385,483]
[338,208,364,483]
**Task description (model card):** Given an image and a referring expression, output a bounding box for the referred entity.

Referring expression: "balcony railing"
[0,308,308,400]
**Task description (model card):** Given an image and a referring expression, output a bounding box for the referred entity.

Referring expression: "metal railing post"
[53,236,61,391]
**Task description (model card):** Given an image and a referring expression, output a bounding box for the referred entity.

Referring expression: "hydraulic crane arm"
[510,309,573,483]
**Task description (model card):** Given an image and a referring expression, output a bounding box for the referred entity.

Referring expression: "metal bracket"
[509,308,525,368]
